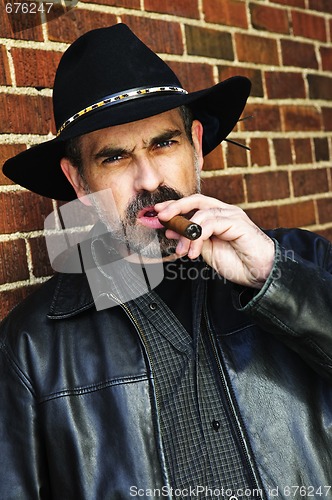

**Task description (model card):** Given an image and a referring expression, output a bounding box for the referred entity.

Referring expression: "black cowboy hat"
[2,23,251,201]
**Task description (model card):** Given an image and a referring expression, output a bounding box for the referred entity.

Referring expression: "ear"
[191,120,204,172]
[60,158,91,206]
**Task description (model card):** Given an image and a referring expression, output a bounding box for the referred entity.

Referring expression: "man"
[1,23,332,500]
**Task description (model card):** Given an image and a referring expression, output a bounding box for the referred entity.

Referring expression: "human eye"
[155,139,177,149]
[102,154,123,164]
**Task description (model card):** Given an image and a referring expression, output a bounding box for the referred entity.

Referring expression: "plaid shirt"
[129,258,262,500]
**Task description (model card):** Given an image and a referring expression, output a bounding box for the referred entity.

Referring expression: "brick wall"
[0,0,331,319]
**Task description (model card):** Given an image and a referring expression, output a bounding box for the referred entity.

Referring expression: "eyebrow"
[93,128,183,161]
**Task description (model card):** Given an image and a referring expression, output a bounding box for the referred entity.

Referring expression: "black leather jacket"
[1,228,332,499]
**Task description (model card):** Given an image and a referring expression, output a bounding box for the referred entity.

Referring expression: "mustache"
[125,186,183,224]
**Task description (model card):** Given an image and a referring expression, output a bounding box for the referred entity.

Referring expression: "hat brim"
[3,76,251,200]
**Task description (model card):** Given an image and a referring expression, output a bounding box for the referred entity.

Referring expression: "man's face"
[61,109,204,258]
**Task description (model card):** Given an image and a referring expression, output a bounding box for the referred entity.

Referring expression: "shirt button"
[212,419,220,431]
[149,302,158,311]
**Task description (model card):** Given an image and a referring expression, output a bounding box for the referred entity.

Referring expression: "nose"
[133,157,164,192]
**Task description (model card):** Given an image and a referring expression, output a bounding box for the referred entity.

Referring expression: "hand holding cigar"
[160,215,202,241]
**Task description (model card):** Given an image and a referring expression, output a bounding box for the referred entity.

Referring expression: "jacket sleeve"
[233,228,332,381]
[0,328,49,499]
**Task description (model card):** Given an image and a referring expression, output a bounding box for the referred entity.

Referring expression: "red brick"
[81,0,139,6]
[322,107,332,130]
[12,48,63,89]
[320,47,332,72]
[0,192,53,233]
[145,0,199,18]
[0,239,29,285]
[203,0,248,29]
[203,145,224,172]
[202,174,245,204]
[122,16,183,55]
[47,7,117,44]
[185,25,233,60]
[0,46,11,85]
[245,206,278,229]
[250,4,289,34]
[273,138,292,165]
[0,285,41,321]
[265,72,305,99]
[307,74,332,100]
[250,138,270,167]
[293,138,312,164]
[245,171,290,202]
[235,34,279,65]
[226,141,248,167]
[0,3,43,41]
[292,10,327,42]
[308,0,332,14]
[241,104,282,132]
[0,94,54,134]
[281,40,318,69]
[282,106,322,132]
[219,66,263,98]
[292,168,328,197]
[277,200,316,227]
[317,197,332,225]
[314,138,329,162]
[272,0,305,6]
[29,237,54,278]
[167,61,214,92]
[0,144,27,185]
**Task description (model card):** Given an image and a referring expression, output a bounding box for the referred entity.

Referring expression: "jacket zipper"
[203,306,267,500]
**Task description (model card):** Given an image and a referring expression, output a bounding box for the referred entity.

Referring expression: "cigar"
[160,215,202,241]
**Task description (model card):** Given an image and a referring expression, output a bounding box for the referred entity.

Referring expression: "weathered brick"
[240,104,282,132]
[81,0,139,6]
[203,0,248,29]
[245,171,290,202]
[322,108,332,131]
[292,10,327,42]
[0,94,54,134]
[307,74,332,100]
[245,206,278,229]
[29,237,54,278]
[218,66,263,98]
[282,105,322,132]
[273,138,292,165]
[203,145,224,172]
[250,138,270,167]
[145,0,199,18]
[314,138,329,162]
[0,285,41,321]
[317,197,332,225]
[185,25,233,60]
[281,40,318,69]
[235,34,279,65]
[167,61,214,92]
[308,0,332,14]
[226,141,248,167]
[0,239,29,285]
[0,4,43,41]
[265,72,305,99]
[277,200,316,227]
[202,174,244,204]
[272,0,304,7]
[250,4,289,34]
[320,47,332,72]
[292,168,328,197]
[0,144,27,185]
[11,48,63,89]
[47,7,117,44]
[122,16,183,55]
[0,192,53,234]
[293,138,312,164]
[0,46,11,85]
